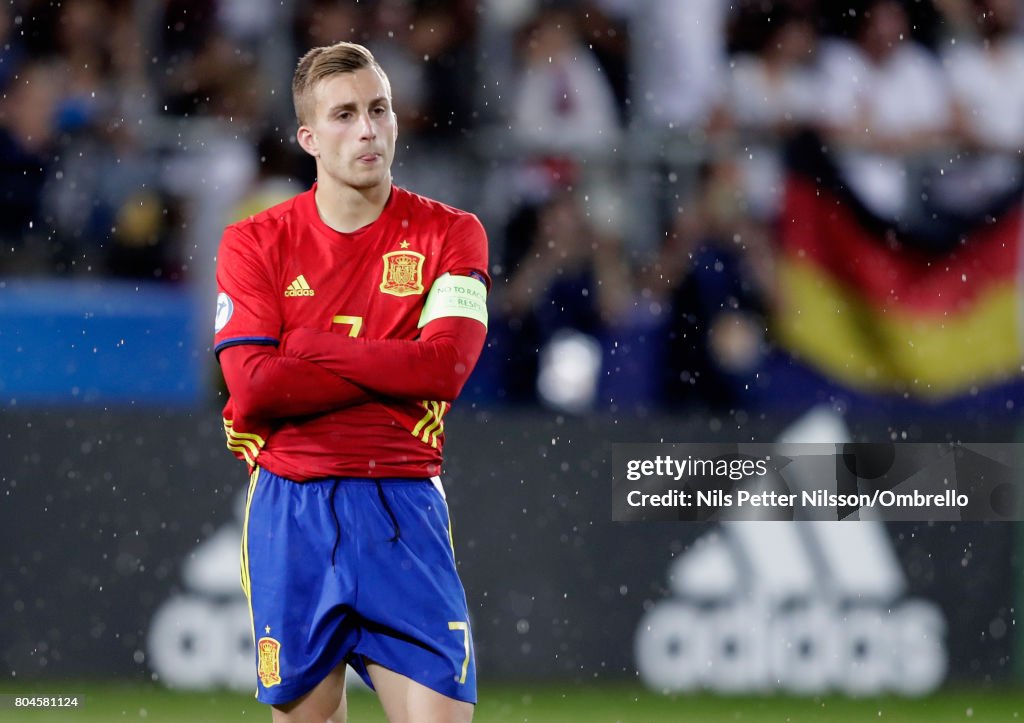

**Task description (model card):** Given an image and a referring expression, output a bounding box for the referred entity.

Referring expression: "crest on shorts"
[380,250,425,297]
[257,637,282,688]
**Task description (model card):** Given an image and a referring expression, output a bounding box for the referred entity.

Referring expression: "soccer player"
[213,41,488,723]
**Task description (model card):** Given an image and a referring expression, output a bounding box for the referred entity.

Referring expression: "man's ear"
[296,125,318,158]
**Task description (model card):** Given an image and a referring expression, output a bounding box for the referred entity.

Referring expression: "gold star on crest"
[265,625,271,634]
[399,240,410,249]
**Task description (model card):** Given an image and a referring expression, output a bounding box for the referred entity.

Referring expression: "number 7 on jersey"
[332,315,364,338]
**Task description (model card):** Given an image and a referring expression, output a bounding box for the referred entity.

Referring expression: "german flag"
[774,137,1023,399]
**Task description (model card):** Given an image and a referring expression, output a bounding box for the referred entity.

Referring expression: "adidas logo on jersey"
[284,275,315,297]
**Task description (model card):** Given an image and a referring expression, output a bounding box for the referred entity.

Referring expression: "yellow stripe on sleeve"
[224,419,266,447]
[227,441,256,466]
[411,401,450,448]
[223,418,266,464]
[412,402,434,437]
[420,401,445,448]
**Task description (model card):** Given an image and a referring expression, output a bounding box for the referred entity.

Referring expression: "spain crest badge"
[380,250,425,297]
[257,637,282,688]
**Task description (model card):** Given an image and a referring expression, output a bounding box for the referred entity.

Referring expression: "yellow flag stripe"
[777,259,1021,397]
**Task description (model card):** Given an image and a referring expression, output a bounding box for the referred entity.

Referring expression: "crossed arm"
[219,316,487,422]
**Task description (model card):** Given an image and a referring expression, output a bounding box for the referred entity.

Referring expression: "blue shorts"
[241,468,477,705]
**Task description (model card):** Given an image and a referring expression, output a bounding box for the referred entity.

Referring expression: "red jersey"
[214,184,489,481]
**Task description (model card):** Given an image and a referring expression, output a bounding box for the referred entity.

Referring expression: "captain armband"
[417,273,488,329]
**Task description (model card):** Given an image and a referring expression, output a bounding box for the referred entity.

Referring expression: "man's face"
[300,67,397,192]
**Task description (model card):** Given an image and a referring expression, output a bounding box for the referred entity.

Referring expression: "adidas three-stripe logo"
[633,408,948,698]
[284,275,315,297]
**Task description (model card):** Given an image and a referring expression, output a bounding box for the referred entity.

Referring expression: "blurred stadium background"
[3,0,1024,720]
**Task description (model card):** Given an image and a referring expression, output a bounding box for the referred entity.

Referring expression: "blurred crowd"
[2,0,1023,410]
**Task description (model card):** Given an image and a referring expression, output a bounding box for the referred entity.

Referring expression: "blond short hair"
[292,41,391,126]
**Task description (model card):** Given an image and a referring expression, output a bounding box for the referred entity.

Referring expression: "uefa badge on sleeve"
[215,292,234,332]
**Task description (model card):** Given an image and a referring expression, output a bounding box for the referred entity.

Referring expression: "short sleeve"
[440,213,491,289]
[213,226,282,358]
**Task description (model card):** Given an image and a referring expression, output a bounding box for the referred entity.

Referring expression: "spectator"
[503,6,628,252]
[626,0,730,133]
[366,0,479,207]
[578,0,631,122]
[0,62,60,273]
[229,133,306,223]
[721,4,823,219]
[511,6,621,157]
[643,157,774,409]
[156,7,265,293]
[405,0,478,140]
[294,0,369,55]
[497,190,632,405]
[40,0,172,277]
[936,0,1024,212]
[818,0,951,220]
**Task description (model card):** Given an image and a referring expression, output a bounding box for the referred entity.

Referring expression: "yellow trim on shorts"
[240,466,260,642]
